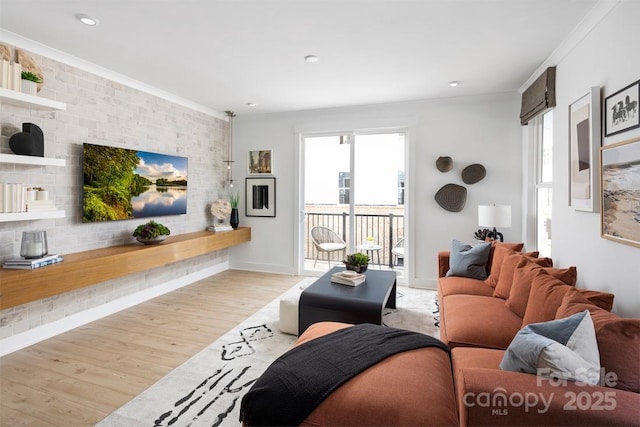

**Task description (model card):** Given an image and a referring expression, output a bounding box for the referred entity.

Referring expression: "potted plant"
[229,191,240,229]
[343,252,370,273]
[133,220,171,244]
[21,71,41,96]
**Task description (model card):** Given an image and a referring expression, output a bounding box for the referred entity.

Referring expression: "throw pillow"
[521,273,573,326]
[556,287,639,393]
[493,253,552,299]
[506,264,578,318]
[484,243,524,286]
[446,240,492,280]
[500,310,601,385]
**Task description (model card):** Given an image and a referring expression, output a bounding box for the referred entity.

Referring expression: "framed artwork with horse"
[604,79,639,137]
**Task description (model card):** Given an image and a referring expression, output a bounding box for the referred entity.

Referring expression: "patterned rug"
[97,278,439,427]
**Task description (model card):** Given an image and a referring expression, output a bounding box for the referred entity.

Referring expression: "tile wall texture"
[0,47,228,339]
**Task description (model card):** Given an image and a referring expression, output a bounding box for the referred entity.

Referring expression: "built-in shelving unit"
[0,87,66,111]
[0,153,67,222]
[0,228,251,309]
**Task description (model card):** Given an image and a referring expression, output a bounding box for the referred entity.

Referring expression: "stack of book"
[331,271,366,286]
[208,223,233,232]
[2,254,64,270]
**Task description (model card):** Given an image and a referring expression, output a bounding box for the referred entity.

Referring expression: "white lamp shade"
[478,205,511,228]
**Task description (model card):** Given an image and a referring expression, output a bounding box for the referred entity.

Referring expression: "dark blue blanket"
[239,323,449,426]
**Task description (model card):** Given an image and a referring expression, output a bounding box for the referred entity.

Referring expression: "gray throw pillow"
[446,239,492,280]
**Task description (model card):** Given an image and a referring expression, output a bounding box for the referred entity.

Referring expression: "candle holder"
[20,230,48,259]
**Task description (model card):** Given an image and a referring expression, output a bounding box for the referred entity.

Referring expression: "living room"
[0,0,639,425]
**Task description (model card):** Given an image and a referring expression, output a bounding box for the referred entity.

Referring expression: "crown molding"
[518,0,621,93]
[0,29,227,120]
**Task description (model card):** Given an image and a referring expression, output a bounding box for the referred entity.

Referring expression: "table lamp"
[478,205,511,242]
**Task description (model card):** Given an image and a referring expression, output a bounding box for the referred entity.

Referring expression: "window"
[535,110,553,257]
[338,172,350,204]
[397,171,405,205]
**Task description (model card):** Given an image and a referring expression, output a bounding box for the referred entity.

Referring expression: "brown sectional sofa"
[290,242,639,426]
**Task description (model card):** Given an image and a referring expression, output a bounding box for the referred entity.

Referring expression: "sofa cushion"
[493,253,553,299]
[440,294,523,349]
[446,240,492,280]
[437,276,494,298]
[500,310,601,385]
[505,263,577,318]
[522,274,615,327]
[296,322,459,426]
[451,347,504,371]
[557,288,640,393]
[484,243,524,286]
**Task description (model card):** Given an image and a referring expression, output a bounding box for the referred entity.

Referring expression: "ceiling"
[0,0,599,115]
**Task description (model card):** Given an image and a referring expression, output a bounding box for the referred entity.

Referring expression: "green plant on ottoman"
[344,252,370,273]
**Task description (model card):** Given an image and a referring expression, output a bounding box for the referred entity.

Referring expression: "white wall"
[551,0,640,317]
[230,93,523,286]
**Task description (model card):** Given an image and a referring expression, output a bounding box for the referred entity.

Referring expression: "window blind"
[520,66,556,125]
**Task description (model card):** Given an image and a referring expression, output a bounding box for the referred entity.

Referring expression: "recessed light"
[247,102,256,107]
[449,80,461,87]
[76,13,99,26]
[304,55,319,63]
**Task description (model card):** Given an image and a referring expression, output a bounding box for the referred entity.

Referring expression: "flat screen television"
[82,143,188,223]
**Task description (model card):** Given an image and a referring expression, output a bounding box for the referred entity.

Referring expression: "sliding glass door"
[301,131,405,276]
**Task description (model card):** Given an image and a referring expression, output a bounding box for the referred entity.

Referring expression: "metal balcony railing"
[305,212,404,268]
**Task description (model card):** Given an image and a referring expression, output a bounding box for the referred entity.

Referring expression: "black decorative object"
[230,208,239,229]
[461,163,486,184]
[434,183,467,212]
[9,122,44,157]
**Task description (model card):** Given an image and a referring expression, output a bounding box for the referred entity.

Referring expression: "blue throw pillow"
[500,310,600,385]
[446,240,492,280]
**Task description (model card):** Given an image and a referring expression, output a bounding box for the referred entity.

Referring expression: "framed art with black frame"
[569,87,601,212]
[604,79,639,137]
[245,177,276,217]
[600,137,640,248]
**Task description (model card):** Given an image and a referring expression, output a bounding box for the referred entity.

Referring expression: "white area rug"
[97,279,439,427]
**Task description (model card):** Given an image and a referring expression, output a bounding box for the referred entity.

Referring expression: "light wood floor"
[0,270,304,427]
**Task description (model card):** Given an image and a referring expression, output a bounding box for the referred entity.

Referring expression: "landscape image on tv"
[83,143,188,222]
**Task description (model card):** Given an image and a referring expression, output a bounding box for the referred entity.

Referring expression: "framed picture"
[248,149,273,175]
[600,137,640,248]
[245,177,276,217]
[569,87,601,212]
[604,79,639,137]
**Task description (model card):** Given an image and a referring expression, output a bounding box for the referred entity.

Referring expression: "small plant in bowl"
[343,252,370,273]
[133,220,171,244]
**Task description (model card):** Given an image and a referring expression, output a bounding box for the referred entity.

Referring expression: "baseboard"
[0,262,229,356]
[407,277,438,290]
[229,261,297,275]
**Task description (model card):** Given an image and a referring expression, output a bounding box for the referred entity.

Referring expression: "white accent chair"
[392,238,404,267]
[310,226,347,268]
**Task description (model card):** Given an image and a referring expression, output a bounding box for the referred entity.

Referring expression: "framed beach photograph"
[604,79,639,137]
[245,177,276,217]
[569,87,601,212]
[600,137,640,248]
[248,149,273,175]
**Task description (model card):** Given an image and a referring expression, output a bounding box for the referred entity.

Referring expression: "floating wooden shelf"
[0,227,251,310]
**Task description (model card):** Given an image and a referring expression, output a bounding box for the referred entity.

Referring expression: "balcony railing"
[305,212,404,268]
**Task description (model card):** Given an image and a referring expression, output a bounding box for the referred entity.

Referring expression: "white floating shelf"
[0,153,66,167]
[0,211,65,222]
[0,87,66,111]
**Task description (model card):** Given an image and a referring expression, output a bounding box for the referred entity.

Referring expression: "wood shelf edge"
[0,227,251,310]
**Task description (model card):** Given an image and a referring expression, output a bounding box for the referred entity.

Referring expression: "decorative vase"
[345,264,367,273]
[230,208,239,229]
[136,235,168,245]
[21,79,37,96]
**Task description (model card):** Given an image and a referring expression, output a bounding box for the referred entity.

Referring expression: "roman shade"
[520,66,556,125]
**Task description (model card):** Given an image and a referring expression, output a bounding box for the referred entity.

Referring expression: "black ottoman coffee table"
[298,267,397,335]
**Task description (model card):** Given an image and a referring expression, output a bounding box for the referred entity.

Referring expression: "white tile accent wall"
[0,47,228,339]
